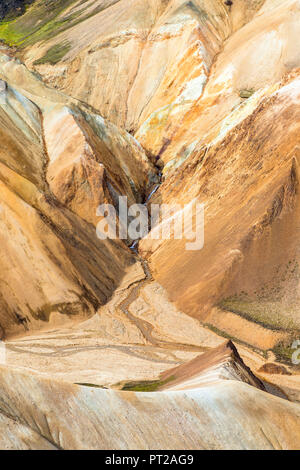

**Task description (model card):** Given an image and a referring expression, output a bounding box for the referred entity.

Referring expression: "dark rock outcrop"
[0,0,34,20]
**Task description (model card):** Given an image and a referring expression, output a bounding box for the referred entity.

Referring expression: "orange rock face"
[0,0,300,450]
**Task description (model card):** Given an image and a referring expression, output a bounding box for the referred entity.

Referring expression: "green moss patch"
[33,41,71,65]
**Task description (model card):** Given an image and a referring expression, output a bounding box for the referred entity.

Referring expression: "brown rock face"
[0,0,34,20]
[259,363,292,376]
[0,0,300,450]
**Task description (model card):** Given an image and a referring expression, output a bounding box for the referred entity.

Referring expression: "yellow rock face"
[0,0,300,450]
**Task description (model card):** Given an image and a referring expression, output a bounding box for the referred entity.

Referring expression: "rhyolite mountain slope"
[0,52,157,338]
[1,342,300,450]
[0,0,300,450]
